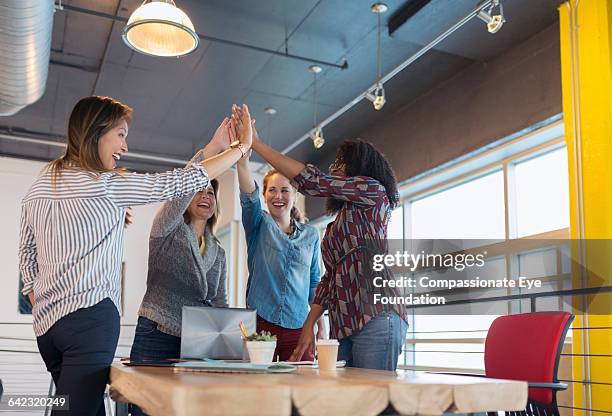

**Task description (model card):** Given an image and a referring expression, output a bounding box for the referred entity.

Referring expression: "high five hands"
[209,117,233,153]
[208,104,253,156]
[230,104,253,150]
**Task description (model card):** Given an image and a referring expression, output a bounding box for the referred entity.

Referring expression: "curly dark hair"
[326,139,399,214]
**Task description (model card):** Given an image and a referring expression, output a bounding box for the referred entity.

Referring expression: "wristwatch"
[230,140,247,158]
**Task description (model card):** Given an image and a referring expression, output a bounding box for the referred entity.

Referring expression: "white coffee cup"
[316,339,339,371]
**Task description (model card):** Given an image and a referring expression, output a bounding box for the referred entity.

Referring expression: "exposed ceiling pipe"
[266,0,495,166]
[0,132,189,165]
[0,132,272,171]
[0,0,54,116]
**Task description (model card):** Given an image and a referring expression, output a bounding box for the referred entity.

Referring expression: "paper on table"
[174,361,297,373]
[278,360,346,368]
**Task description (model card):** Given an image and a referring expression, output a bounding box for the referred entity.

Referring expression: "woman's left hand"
[290,325,315,361]
[316,319,326,340]
[209,117,232,153]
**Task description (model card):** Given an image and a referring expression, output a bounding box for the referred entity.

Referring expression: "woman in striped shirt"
[18,96,252,416]
[250,133,408,371]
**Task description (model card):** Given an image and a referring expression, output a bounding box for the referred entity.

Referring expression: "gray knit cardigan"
[137,153,228,337]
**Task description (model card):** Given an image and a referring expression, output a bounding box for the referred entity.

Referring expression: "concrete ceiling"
[0,0,561,171]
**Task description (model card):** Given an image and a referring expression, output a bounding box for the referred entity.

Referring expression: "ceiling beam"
[388,0,433,36]
[265,0,496,164]
[58,4,348,70]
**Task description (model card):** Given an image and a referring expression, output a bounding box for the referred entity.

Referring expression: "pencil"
[239,321,248,338]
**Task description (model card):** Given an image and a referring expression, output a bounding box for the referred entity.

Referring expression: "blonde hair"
[48,96,133,184]
[262,169,307,223]
[183,179,221,241]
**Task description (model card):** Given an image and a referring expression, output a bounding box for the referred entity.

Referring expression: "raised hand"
[251,120,263,147]
[231,104,253,149]
[209,117,232,153]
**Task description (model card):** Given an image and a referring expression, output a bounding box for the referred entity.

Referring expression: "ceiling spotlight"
[371,3,388,13]
[311,127,325,149]
[477,0,505,34]
[369,3,388,112]
[264,107,277,115]
[365,83,386,110]
[122,0,199,57]
[308,64,323,74]
[308,64,324,149]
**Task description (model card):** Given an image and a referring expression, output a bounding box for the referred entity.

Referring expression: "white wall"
[0,157,162,387]
[0,156,161,327]
[1,157,48,325]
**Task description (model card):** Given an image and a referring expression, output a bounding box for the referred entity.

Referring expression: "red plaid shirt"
[292,165,406,340]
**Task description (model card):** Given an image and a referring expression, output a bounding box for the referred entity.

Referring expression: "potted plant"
[244,331,277,364]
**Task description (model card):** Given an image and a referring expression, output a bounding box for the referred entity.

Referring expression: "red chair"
[484,311,574,416]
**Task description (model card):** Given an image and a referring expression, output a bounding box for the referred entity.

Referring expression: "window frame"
[311,120,571,371]
[395,122,570,371]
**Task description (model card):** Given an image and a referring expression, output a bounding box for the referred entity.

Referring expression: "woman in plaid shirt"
[250,133,407,371]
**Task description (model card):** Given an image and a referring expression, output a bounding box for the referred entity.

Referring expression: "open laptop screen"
[180,307,256,360]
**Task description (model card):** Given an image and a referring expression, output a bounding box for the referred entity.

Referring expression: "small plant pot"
[246,340,276,365]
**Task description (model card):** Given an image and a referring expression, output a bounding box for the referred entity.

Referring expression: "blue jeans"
[129,317,181,416]
[37,298,120,416]
[129,316,181,362]
[338,311,407,371]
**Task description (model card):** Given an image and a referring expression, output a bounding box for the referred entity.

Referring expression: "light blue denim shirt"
[240,182,321,329]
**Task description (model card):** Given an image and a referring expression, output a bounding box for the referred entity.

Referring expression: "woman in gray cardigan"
[130,123,230,371]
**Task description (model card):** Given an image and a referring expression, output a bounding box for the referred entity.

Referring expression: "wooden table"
[109,362,527,416]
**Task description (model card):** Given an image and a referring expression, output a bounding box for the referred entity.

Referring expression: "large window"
[388,206,404,240]
[514,147,570,237]
[410,170,506,239]
[397,129,570,371]
[311,124,570,372]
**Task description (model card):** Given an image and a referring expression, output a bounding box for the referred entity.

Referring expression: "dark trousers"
[129,316,181,416]
[37,298,120,416]
[129,316,181,362]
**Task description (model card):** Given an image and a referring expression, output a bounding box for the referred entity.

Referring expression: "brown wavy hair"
[48,96,133,183]
[263,169,307,223]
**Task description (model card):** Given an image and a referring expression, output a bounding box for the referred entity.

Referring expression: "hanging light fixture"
[365,83,386,110]
[365,3,388,111]
[122,0,199,57]
[477,0,505,34]
[308,64,324,149]
[311,127,325,149]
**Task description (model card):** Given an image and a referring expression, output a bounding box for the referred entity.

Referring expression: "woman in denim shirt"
[237,127,324,361]
[244,125,408,371]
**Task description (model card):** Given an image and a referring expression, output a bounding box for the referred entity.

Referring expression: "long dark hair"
[184,179,221,240]
[326,139,399,214]
[48,96,133,184]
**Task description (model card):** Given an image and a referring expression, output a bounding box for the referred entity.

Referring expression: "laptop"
[180,306,256,360]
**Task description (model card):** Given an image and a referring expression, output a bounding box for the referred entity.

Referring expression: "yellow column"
[559,1,612,414]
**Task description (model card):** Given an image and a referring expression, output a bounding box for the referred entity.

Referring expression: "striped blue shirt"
[18,165,209,336]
